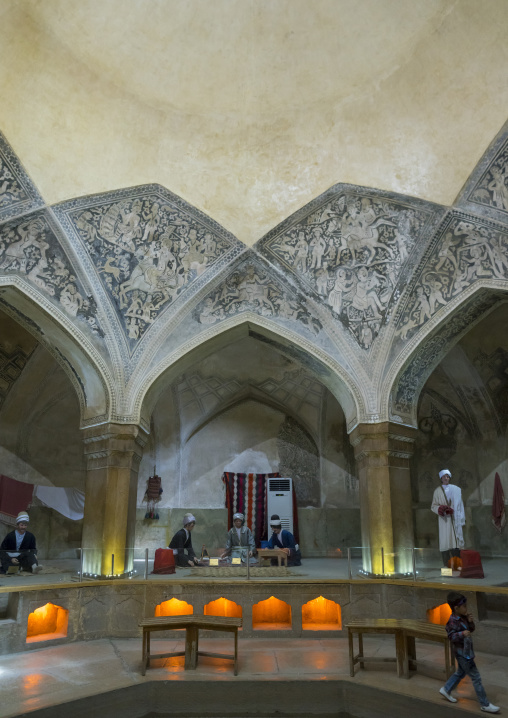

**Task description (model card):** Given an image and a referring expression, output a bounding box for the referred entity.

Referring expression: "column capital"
[349,421,417,463]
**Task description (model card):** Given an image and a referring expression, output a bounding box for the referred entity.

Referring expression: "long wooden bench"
[139,615,242,676]
[347,619,454,679]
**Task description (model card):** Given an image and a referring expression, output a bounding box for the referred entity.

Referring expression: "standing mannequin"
[431,469,465,566]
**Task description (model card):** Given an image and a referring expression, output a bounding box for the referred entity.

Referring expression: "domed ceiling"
[1,0,507,245]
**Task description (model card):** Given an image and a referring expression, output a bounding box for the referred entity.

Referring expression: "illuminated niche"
[26,603,69,643]
[427,603,452,626]
[204,597,242,619]
[155,597,193,617]
[252,596,291,630]
[302,596,342,630]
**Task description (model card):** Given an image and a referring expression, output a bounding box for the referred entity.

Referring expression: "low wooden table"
[257,548,288,567]
[139,615,242,676]
[347,619,454,679]
[347,619,407,677]
[400,619,454,679]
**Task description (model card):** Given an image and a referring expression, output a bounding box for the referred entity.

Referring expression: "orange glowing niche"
[252,596,291,630]
[155,597,193,617]
[427,603,452,626]
[204,597,242,619]
[302,596,342,630]
[26,603,69,643]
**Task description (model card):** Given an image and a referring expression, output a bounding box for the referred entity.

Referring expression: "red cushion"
[152,548,176,575]
[460,549,484,578]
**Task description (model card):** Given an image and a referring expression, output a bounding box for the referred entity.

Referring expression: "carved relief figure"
[0,214,102,336]
[397,216,508,341]
[193,262,322,336]
[264,192,429,349]
[68,194,233,343]
[470,139,508,215]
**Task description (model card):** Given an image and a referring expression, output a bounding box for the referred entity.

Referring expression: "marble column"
[81,423,148,578]
[349,422,417,576]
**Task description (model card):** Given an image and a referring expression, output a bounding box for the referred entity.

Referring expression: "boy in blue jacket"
[266,514,301,566]
[440,591,499,713]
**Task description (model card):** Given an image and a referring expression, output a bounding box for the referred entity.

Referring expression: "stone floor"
[0,634,505,717]
[1,556,508,589]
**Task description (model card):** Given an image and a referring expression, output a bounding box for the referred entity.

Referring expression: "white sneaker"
[481,704,500,713]
[32,564,43,574]
[440,687,457,703]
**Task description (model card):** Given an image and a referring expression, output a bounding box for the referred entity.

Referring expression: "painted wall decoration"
[0,133,44,223]
[193,261,322,335]
[396,213,508,341]
[392,291,500,419]
[60,187,242,347]
[0,343,35,409]
[0,213,103,336]
[473,347,508,431]
[260,189,433,349]
[467,136,508,218]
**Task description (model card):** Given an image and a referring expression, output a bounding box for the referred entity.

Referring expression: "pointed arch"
[136,313,363,431]
[0,280,112,424]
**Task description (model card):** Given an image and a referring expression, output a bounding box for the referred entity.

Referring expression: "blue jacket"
[267,529,301,566]
[445,612,475,659]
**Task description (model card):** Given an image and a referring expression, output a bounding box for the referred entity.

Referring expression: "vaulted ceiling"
[1,0,508,245]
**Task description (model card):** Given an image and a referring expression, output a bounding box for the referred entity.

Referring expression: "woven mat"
[190,566,290,577]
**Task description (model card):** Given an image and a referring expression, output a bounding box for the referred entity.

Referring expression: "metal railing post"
[144,548,149,580]
[412,547,417,581]
[347,547,352,579]
[79,547,83,583]
[111,553,114,577]
[247,554,250,580]
[381,547,385,575]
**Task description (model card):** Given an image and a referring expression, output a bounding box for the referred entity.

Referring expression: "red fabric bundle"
[460,549,484,579]
[152,548,175,575]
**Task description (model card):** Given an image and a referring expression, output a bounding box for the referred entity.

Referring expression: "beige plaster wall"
[1,1,508,244]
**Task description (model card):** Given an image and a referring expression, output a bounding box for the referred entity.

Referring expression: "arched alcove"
[26,603,69,643]
[252,596,291,630]
[302,596,342,630]
[155,598,193,617]
[204,597,242,619]
[410,302,508,557]
[135,328,360,557]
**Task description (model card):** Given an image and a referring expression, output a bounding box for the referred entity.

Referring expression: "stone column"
[349,422,417,576]
[81,423,148,578]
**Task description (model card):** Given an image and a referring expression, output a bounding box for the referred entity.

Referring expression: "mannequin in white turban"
[221,513,256,563]
[168,513,200,567]
[431,470,465,566]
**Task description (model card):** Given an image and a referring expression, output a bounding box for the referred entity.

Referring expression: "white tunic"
[431,483,465,551]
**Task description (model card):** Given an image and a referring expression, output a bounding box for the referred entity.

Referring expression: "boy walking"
[440,591,499,713]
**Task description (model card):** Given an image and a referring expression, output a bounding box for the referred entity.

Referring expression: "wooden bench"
[347,619,454,679]
[257,548,288,567]
[139,615,242,676]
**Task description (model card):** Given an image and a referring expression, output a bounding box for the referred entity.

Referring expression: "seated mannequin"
[168,513,200,567]
[0,511,42,575]
[266,514,301,566]
[221,512,256,564]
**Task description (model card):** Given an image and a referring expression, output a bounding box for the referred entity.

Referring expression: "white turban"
[183,513,196,526]
[233,513,244,521]
[439,469,451,480]
[270,517,282,527]
[16,512,29,524]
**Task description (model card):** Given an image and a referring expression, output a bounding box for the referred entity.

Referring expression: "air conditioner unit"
[266,477,293,534]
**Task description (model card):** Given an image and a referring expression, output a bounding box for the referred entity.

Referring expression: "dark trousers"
[441,547,460,567]
[443,656,489,707]
[0,550,38,573]
[174,550,196,567]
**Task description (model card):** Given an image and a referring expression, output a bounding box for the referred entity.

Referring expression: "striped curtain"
[222,472,280,546]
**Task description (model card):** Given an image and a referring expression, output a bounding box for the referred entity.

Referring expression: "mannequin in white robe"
[431,469,465,566]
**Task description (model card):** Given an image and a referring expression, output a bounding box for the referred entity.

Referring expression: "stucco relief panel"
[193,260,322,337]
[0,133,44,223]
[466,134,508,220]
[59,187,242,349]
[259,188,435,350]
[0,212,103,337]
[395,213,508,344]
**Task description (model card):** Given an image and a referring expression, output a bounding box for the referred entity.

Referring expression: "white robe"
[431,483,465,551]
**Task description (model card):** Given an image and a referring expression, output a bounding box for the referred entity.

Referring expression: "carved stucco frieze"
[192,258,323,336]
[54,185,244,353]
[393,211,508,346]
[0,211,104,338]
[390,290,502,423]
[0,132,44,223]
[257,185,440,351]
